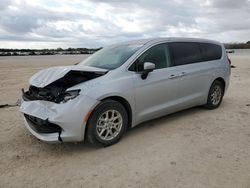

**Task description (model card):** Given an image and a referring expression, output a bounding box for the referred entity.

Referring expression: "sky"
[0,0,250,49]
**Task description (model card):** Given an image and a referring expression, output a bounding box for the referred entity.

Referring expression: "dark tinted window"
[129,43,171,72]
[199,43,222,61]
[169,42,202,66]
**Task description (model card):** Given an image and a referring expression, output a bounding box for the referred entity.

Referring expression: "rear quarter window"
[199,43,222,61]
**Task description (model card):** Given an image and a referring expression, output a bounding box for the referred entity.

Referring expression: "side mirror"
[141,62,155,80]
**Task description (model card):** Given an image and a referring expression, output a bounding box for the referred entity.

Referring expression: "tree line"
[0,41,250,56]
[224,41,250,49]
[0,47,102,56]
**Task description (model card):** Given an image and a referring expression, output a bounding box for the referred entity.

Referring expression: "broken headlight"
[59,89,81,103]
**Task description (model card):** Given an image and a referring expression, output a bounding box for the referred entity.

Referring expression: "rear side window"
[169,42,202,66]
[199,43,222,61]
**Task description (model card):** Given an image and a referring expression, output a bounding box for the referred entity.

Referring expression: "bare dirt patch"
[0,54,250,188]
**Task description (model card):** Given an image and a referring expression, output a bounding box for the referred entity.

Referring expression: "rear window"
[169,42,222,66]
[169,42,202,66]
[199,43,222,61]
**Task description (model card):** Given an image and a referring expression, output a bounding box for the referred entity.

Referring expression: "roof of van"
[121,37,221,46]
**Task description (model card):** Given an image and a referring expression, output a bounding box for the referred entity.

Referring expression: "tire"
[205,80,224,109]
[86,99,128,147]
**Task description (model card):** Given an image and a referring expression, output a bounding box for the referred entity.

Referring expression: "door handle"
[169,72,187,79]
[168,74,179,79]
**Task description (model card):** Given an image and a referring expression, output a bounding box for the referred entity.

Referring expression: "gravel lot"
[0,54,249,188]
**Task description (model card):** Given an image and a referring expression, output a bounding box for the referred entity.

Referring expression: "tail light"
[227,55,231,65]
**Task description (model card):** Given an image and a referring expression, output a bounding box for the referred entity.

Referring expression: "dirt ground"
[0,54,249,188]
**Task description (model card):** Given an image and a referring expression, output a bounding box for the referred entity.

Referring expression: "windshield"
[79,44,143,70]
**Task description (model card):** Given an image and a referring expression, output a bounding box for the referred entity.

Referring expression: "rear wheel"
[205,80,224,109]
[87,100,128,147]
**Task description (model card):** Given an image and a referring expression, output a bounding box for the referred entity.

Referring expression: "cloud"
[0,0,12,10]
[0,0,249,48]
[209,0,249,9]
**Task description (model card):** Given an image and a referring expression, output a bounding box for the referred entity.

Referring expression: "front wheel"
[205,80,224,109]
[86,100,128,147]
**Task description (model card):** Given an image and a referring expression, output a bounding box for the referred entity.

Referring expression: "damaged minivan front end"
[20,65,108,142]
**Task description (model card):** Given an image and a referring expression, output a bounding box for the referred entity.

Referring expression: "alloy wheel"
[96,110,123,141]
[210,85,222,106]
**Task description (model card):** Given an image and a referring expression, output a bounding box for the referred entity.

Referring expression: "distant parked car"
[20,38,231,146]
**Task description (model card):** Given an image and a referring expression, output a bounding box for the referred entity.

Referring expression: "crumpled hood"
[29,65,108,88]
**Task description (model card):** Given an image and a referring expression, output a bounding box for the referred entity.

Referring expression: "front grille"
[24,114,62,134]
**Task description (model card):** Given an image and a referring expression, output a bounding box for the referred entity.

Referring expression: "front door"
[130,43,182,124]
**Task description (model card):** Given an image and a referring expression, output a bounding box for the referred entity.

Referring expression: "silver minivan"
[20,38,231,146]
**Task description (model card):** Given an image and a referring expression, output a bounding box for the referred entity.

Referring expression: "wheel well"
[100,96,132,128]
[215,77,226,89]
[214,77,225,91]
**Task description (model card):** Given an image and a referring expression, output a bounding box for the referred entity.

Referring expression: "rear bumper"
[20,95,100,142]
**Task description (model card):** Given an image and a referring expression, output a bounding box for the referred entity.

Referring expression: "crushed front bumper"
[19,95,99,142]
